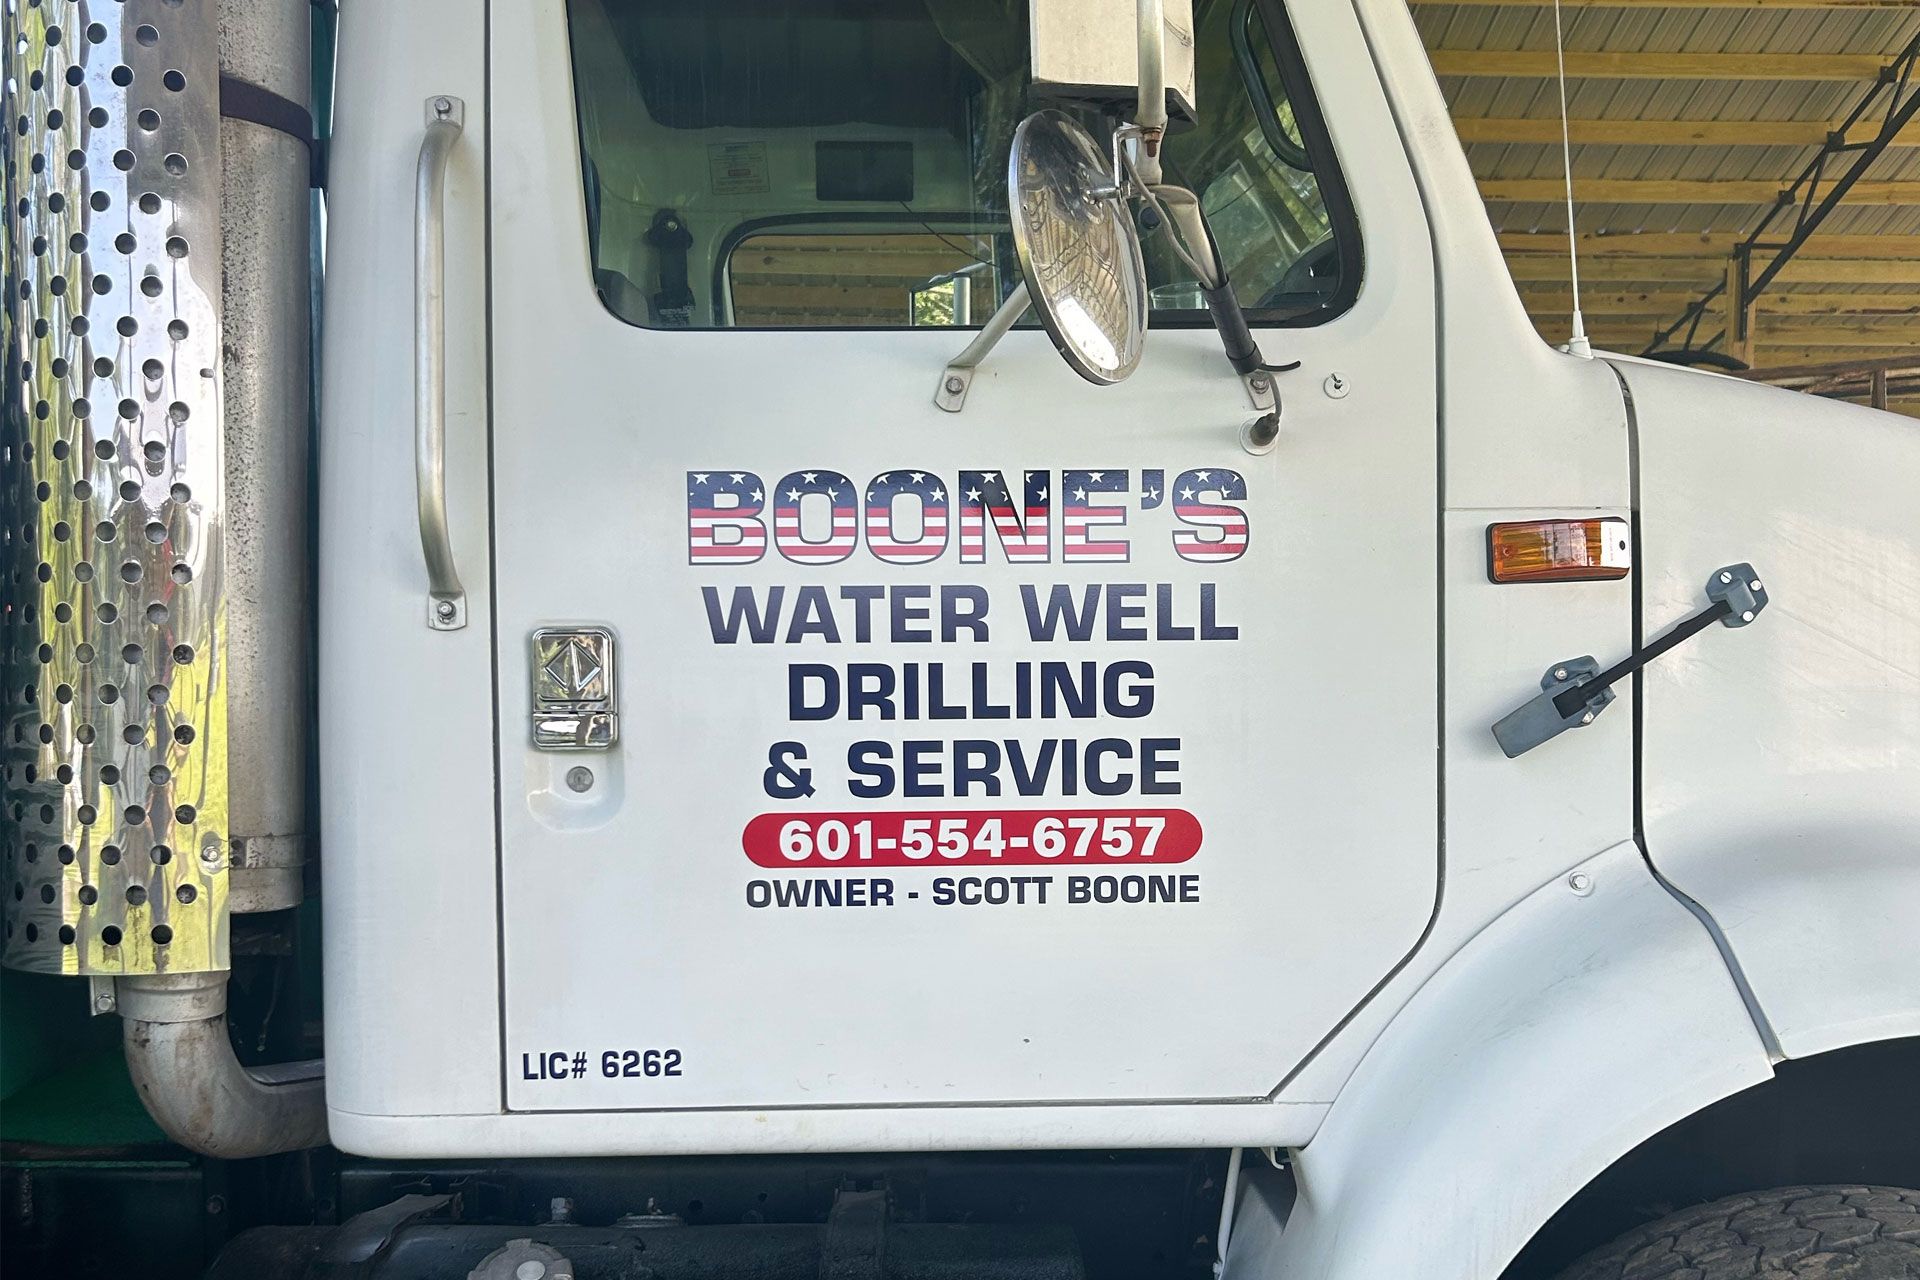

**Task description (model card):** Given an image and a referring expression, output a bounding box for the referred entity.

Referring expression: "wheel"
[1550,1186,1920,1279]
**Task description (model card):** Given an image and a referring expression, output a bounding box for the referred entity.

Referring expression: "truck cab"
[3,0,1917,1277]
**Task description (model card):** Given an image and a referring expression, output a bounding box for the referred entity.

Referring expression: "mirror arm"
[1147,183,1297,410]
[1134,0,1168,183]
[933,283,1032,413]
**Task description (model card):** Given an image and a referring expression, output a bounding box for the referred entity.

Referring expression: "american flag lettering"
[773,469,859,565]
[957,469,1050,564]
[1170,468,1250,563]
[686,470,767,565]
[864,470,950,565]
[1061,469,1131,563]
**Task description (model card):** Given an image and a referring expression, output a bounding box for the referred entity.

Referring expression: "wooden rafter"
[1496,232,1920,258]
[1454,118,1911,146]
[1429,50,1890,80]
[1521,290,1920,317]
[1479,178,1920,204]
[1415,0,1916,8]
[1535,320,1920,346]
[1503,257,1920,283]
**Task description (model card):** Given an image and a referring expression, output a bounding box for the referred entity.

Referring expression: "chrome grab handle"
[416,96,466,630]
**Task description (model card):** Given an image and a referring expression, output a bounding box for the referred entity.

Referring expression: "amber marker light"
[1487,517,1632,584]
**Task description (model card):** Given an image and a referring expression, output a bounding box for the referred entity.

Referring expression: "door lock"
[1492,563,1769,759]
[530,627,618,750]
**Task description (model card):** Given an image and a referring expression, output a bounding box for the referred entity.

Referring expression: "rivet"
[566,766,594,794]
[515,1263,546,1280]
[943,375,964,395]
[1749,579,1762,591]
[1568,871,1594,896]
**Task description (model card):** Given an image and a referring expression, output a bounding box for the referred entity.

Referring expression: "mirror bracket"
[1242,369,1277,412]
[934,284,1032,413]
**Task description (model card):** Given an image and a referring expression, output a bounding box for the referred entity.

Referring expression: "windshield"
[567,0,1352,329]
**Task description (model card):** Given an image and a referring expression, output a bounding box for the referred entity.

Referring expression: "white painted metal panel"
[482,0,1438,1137]
[319,0,500,1123]
[1620,360,1920,1060]
[1228,842,1774,1280]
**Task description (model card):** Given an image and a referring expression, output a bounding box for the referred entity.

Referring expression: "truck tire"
[1549,1186,1920,1279]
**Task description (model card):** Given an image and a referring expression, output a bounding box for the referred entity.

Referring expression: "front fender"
[1225,841,1773,1280]
[1618,361,1920,1059]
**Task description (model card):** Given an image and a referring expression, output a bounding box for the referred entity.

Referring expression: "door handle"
[416,96,466,630]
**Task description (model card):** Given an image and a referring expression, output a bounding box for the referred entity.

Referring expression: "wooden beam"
[732,250,980,278]
[1523,290,1920,317]
[1747,293,1920,317]
[1752,346,1920,363]
[1454,118,1910,147]
[1498,232,1920,258]
[1738,319,1920,346]
[1429,50,1889,81]
[732,283,915,310]
[1416,0,1917,8]
[1480,178,1920,204]
[1545,320,1920,347]
[1522,291,1713,315]
[1507,257,1920,283]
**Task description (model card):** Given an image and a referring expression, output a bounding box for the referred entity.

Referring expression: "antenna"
[1551,0,1592,358]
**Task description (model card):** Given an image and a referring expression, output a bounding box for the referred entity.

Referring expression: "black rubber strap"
[1551,597,1733,719]
[219,74,320,184]
[1201,279,1261,375]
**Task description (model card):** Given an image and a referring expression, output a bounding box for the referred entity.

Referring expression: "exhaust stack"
[0,0,323,1156]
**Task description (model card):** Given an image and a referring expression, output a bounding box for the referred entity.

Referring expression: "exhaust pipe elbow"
[118,973,328,1159]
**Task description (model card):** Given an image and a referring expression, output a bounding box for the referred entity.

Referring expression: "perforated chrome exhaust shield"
[2,0,229,975]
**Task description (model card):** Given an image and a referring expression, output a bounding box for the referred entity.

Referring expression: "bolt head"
[515,1263,546,1280]
[1580,711,1595,724]
[1553,666,1569,681]
[943,375,965,395]
[1249,373,1271,391]
[1568,871,1594,896]
[1749,579,1762,591]
[436,600,457,620]
[1741,609,1755,622]
[93,993,114,1012]
[434,97,453,115]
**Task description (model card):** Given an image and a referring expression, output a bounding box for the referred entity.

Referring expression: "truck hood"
[1607,355,1920,1055]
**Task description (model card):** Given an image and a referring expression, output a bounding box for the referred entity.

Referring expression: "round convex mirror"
[1008,110,1149,385]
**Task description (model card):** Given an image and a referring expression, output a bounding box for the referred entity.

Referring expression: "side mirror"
[1007,110,1149,385]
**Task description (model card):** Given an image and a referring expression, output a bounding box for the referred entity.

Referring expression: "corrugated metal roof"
[1421,0,1920,400]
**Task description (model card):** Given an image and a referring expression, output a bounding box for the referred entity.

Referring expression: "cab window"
[566,0,1357,329]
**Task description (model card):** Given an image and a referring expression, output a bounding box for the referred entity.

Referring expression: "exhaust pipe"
[119,974,327,1159]
[114,0,330,1160]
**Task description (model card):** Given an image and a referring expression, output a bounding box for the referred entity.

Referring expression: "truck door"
[484,0,1440,1126]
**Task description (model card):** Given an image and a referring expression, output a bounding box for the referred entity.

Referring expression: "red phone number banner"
[742,809,1202,868]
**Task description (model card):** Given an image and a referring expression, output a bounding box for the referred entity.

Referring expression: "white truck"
[3,0,1917,1277]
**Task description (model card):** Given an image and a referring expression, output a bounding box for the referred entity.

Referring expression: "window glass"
[566,0,1352,329]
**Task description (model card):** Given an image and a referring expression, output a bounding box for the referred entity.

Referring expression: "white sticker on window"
[708,142,770,196]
